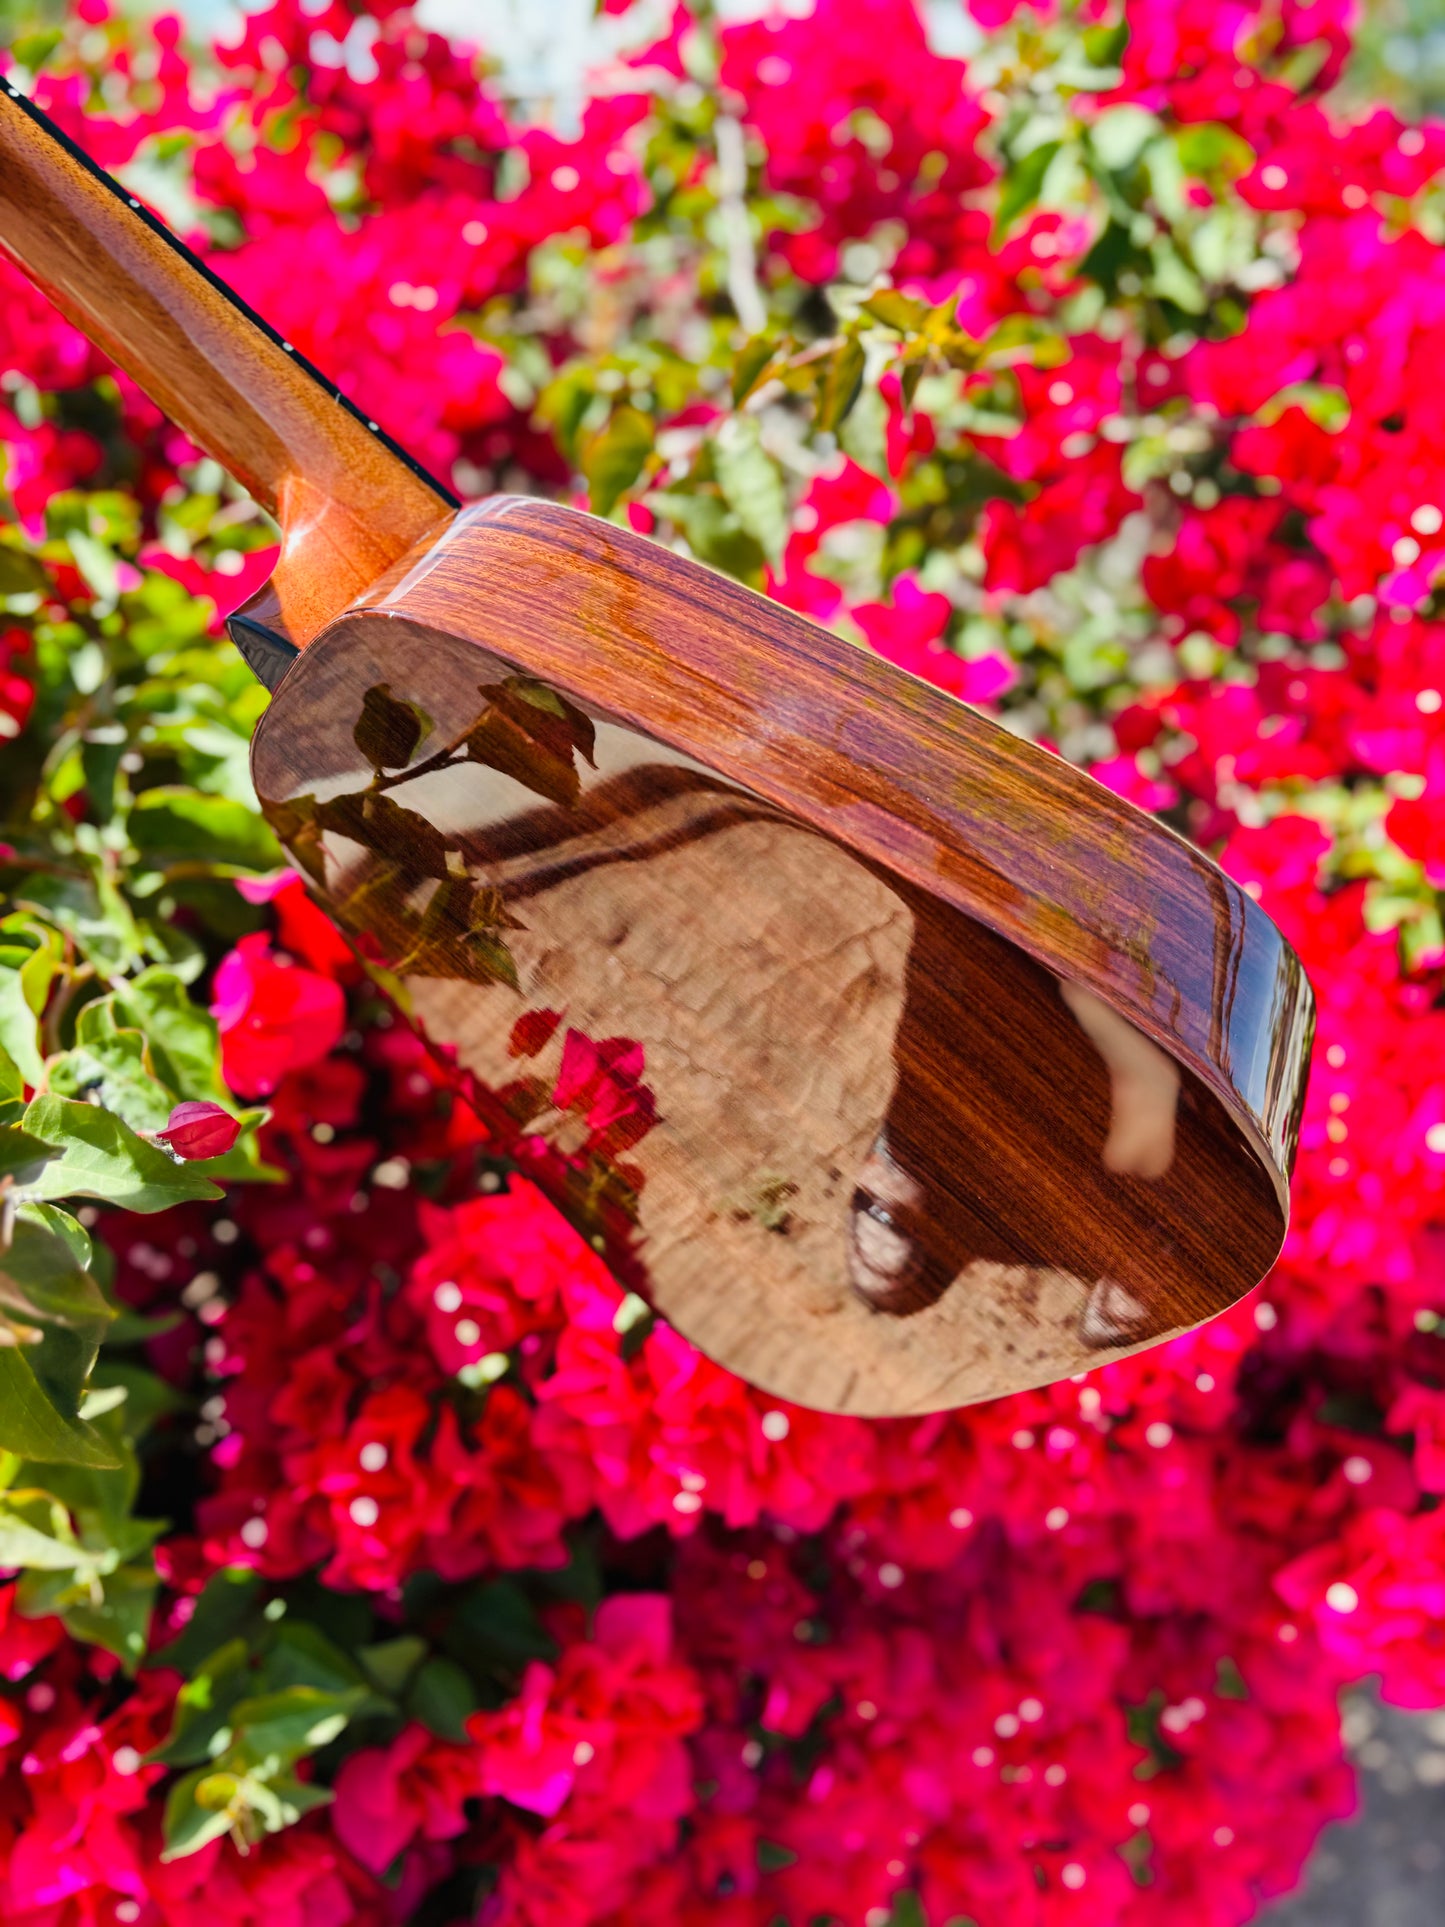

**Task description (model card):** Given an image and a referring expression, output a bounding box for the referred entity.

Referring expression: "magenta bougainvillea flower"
[154,1102,242,1161]
[3,0,1445,1921]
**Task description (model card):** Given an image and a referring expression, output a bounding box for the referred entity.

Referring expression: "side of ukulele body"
[250,498,1313,1417]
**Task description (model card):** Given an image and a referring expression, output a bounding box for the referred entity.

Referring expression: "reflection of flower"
[552,1029,658,1149]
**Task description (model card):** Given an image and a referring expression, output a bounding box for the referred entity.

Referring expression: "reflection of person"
[846,887,1184,1344]
[379,749,1184,1347]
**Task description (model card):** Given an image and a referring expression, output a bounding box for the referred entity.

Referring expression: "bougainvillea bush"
[2,0,1445,1919]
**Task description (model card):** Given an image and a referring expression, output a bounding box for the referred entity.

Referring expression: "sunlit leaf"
[20,1095,223,1213]
[581,405,654,516]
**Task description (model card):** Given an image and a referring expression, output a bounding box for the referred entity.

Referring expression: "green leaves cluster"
[140,1562,573,1861]
[0,461,285,1653]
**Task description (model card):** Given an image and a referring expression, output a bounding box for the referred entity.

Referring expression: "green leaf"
[227,1683,368,1766]
[0,967,44,1085]
[19,1556,158,1667]
[162,1766,245,1860]
[0,1492,84,1569]
[714,417,788,563]
[265,1617,369,1697]
[129,788,282,874]
[359,1634,428,1697]
[151,1635,253,1766]
[815,337,866,435]
[648,491,765,585]
[113,969,229,1106]
[995,140,1062,236]
[150,1567,264,1677]
[354,684,432,772]
[1083,18,1129,65]
[861,290,933,334]
[0,1214,115,1339]
[445,1577,557,1677]
[409,1654,480,1742]
[0,1040,25,1126]
[731,332,783,407]
[0,1124,61,1185]
[1089,105,1158,174]
[581,405,653,517]
[0,545,49,596]
[19,1095,223,1212]
[0,1348,119,1467]
[49,999,178,1134]
[17,1203,93,1271]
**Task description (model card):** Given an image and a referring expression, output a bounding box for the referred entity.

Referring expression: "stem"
[715,116,767,337]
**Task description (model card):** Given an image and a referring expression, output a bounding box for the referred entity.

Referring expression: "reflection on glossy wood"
[0,88,1315,1414]
[252,500,1314,1416]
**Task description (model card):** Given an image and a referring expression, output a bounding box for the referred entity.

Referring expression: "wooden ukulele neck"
[0,82,455,646]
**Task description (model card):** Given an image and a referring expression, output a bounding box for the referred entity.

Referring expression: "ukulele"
[0,84,1314,1416]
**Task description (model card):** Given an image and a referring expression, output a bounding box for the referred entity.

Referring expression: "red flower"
[211,933,347,1097]
[154,1101,241,1161]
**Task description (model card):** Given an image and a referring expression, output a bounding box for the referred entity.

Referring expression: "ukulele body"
[251,496,1312,1417]
[0,86,1314,1417]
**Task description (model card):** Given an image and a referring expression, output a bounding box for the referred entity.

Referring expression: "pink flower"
[331,1725,474,1874]
[211,933,347,1097]
[851,574,1016,704]
[155,1101,242,1161]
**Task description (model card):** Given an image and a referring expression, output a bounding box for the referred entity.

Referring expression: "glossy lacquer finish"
[0,86,1314,1414]
[252,499,1314,1416]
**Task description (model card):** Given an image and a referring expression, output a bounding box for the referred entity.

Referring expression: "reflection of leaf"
[396,878,523,991]
[264,795,327,886]
[465,678,596,808]
[317,790,455,881]
[354,684,431,772]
